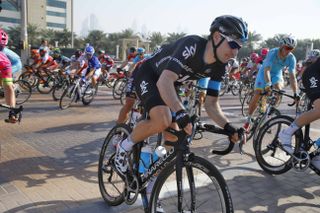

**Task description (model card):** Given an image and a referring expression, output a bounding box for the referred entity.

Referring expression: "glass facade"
[47,0,67,9]
[0,16,20,24]
[47,22,66,29]
[47,11,66,17]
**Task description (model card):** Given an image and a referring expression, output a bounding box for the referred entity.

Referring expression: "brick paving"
[0,88,319,213]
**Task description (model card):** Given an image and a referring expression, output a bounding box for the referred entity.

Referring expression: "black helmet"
[129,47,136,53]
[75,49,82,58]
[210,15,248,42]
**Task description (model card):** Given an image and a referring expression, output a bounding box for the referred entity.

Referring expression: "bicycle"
[0,79,32,105]
[59,77,95,110]
[243,90,296,145]
[254,101,320,176]
[98,116,238,212]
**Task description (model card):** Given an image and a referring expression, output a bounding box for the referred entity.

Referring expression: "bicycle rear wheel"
[98,124,131,206]
[149,155,233,213]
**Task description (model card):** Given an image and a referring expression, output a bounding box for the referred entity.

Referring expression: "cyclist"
[114,15,248,175]
[243,35,299,132]
[278,52,320,169]
[117,47,137,72]
[52,48,71,70]
[116,47,151,124]
[83,45,101,88]
[0,29,18,123]
[38,47,58,71]
[67,49,87,77]
[98,49,114,80]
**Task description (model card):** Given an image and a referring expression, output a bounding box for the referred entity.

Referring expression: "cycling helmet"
[280,35,297,49]
[98,50,105,54]
[0,29,9,46]
[260,48,269,57]
[250,52,259,62]
[31,49,38,55]
[85,45,95,56]
[137,47,145,54]
[228,58,239,68]
[75,49,82,58]
[53,48,61,55]
[307,49,320,60]
[129,47,136,53]
[210,15,248,42]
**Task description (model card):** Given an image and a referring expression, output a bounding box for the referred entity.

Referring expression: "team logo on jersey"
[182,44,197,59]
[309,77,318,88]
[140,81,149,95]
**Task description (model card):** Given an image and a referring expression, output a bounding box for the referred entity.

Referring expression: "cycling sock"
[284,121,300,135]
[121,135,134,151]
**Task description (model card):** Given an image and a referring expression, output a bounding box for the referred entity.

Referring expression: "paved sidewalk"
[0,90,320,213]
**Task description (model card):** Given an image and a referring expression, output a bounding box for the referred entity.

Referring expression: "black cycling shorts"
[302,66,320,103]
[133,62,166,113]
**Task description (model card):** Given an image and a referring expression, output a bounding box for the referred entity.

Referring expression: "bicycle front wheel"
[14,80,32,105]
[149,155,233,213]
[98,124,131,206]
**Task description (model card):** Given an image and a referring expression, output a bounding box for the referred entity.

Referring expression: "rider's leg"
[116,97,136,124]
[244,90,262,131]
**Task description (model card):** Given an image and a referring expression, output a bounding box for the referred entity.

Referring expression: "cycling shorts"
[197,77,210,91]
[133,62,166,113]
[254,74,283,90]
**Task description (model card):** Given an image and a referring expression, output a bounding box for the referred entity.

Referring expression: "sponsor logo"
[310,77,318,88]
[182,44,197,59]
[140,81,149,95]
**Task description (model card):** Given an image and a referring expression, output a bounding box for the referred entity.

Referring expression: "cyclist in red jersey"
[117,47,137,72]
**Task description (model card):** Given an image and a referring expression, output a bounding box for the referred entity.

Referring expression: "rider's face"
[214,32,239,63]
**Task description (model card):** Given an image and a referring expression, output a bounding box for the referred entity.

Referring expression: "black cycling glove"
[175,110,191,129]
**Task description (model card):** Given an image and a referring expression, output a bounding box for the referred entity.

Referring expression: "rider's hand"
[175,110,192,135]
[264,85,272,95]
[224,123,238,143]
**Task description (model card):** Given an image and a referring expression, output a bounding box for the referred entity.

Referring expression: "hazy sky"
[74,0,320,39]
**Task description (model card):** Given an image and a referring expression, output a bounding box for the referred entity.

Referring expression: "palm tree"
[166,32,186,44]
[149,32,166,49]
[246,31,263,52]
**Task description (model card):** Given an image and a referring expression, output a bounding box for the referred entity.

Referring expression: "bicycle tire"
[59,85,77,109]
[149,155,233,213]
[254,115,301,175]
[82,84,95,106]
[37,76,55,94]
[14,80,32,105]
[52,79,69,101]
[98,124,132,206]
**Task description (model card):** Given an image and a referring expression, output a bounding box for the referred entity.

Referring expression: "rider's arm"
[288,54,298,94]
[204,96,229,128]
[289,72,298,94]
[263,66,272,86]
[157,69,184,112]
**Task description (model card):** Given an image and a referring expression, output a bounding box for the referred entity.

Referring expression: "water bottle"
[139,145,153,174]
[152,146,167,163]
[314,138,320,150]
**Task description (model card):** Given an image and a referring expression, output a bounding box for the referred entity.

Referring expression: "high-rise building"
[0,0,73,31]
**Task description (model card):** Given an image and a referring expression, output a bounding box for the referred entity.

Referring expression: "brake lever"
[238,127,247,155]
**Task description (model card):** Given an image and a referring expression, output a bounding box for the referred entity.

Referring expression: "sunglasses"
[220,33,242,50]
[283,46,294,51]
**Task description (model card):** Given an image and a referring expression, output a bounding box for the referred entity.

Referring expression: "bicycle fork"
[176,151,196,212]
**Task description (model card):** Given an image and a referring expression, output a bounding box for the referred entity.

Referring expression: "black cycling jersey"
[133,35,227,112]
[144,35,226,96]
[302,57,320,103]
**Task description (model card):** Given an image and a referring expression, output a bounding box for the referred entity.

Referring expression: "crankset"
[291,150,310,172]
[124,174,139,205]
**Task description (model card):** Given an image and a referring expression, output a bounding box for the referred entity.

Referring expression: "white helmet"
[280,35,297,49]
[307,49,320,60]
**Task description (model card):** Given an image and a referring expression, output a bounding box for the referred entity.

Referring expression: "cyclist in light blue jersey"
[243,35,299,132]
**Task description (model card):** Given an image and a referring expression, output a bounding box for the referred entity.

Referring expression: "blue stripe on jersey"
[208,80,221,91]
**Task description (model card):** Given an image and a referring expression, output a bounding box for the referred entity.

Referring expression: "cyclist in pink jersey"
[0,38,17,123]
